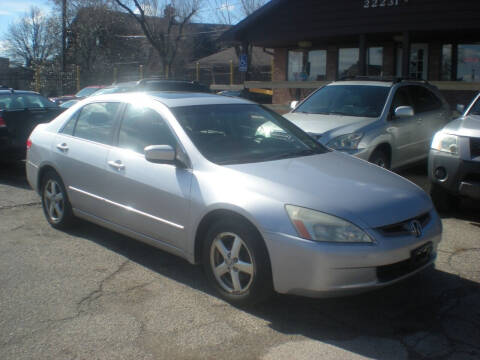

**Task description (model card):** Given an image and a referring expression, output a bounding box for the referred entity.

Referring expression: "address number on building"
[363,0,408,8]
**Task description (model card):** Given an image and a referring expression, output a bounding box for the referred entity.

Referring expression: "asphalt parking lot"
[0,161,479,360]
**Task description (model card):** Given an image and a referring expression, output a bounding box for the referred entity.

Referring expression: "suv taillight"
[0,115,6,128]
[26,138,32,150]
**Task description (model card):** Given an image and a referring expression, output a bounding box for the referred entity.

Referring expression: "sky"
[0,0,257,59]
[0,0,51,57]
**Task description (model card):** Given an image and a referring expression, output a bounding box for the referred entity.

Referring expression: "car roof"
[329,80,393,87]
[0,90,41,95]
[91,92,252,107]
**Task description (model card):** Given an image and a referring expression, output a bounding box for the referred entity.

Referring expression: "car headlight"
[327,133,363,150]
[285,205,373,243]
[431,132,459,155]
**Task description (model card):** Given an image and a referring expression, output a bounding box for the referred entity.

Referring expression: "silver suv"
[284,79,452,169]
[429,92,480,210]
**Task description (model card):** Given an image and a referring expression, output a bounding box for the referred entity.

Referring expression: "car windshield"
[172,104,327,165]
[0,94,57,110]
[294,85,390,118]
[75,87,101,97]
[468,97,480,115]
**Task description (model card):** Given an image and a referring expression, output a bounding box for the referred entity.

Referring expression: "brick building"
[222,0,480,106]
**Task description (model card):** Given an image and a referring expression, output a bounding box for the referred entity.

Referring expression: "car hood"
[224,151,432,229]
[442,115,480,138]
[283,112,376,136]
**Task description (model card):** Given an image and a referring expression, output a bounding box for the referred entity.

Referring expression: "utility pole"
[62,0,67,72]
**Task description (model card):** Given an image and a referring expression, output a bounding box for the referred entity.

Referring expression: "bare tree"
[208,0,269,81]
[3,6,58,68]
[208,0,268,25]
[112,0,202,76]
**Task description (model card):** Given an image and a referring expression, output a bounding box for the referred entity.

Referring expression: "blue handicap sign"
[239,54,248,72]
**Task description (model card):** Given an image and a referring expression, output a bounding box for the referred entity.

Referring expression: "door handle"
[108,160,125,170]
[56,143,69,151]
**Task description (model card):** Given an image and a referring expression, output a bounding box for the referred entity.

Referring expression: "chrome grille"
[470,137,480,158]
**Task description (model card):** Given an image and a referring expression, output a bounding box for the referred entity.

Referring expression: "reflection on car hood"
[442,115,480,138]
[225,151,431,229]
[283,112,376,136]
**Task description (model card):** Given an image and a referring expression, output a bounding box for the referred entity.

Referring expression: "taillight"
[0,115,5,128]
[26,138,32,150]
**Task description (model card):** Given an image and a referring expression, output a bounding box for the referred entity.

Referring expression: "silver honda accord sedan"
[26,92,442,305]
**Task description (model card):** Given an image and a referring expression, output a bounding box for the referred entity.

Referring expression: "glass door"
[409,43,429,80]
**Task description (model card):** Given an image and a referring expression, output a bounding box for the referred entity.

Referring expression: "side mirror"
[394,105,414,118]
[144,145,175,164]
[290,100,298,110]
[456,104,465,114]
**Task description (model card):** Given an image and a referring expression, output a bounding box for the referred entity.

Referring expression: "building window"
[442,44,452,80]
[367,47,383,76]
[288,51,303,81]
[457,44,480,82]
[409,44,428,80]
[338,48,359,78]
[307,50,326,80]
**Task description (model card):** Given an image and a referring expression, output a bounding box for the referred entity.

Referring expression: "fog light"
[434,167,447,180]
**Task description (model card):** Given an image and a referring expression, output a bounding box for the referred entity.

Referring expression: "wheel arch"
[370,142,392,165]
[37,163,62,194]
[193,208,267,265]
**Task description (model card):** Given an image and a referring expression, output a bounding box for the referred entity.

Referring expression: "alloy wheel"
[43,179,64,223]
[210,232,255,294]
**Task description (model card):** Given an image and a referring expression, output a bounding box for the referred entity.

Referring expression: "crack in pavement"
[0,202,41,211]
[39,259,136,325]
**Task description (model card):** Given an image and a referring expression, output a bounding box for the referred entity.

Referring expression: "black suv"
[94,79,210,96]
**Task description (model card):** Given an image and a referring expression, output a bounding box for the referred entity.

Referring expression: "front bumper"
[428,149,480,200]
[262,210,442,297]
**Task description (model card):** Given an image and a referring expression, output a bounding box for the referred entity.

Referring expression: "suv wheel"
[202,218,272,306]
[41,171,75,229]
[430,183,459,213]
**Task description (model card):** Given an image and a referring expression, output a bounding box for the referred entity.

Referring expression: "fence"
[1,60,274,97]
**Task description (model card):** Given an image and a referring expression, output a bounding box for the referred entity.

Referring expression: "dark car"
[429,92,480,210]
[93,79,210,96]
[49,86,103,105]
[0,89,64,161]
[217,88,272,104]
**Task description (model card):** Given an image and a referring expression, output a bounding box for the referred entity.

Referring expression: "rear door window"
[73,102,121,145]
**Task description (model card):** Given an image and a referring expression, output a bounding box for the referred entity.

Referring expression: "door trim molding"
[69,186,185,230]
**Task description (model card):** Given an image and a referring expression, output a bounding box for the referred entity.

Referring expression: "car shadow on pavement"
[66,220,480,360]
[0,161,31,190]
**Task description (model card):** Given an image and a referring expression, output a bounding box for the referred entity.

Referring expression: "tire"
[369,149,390,169]
[430,183,459,213]
[41,170,75,229]
[202,217,272,306]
